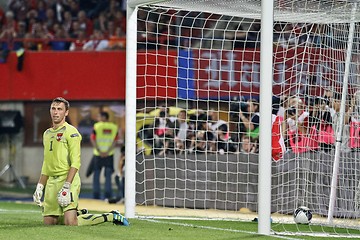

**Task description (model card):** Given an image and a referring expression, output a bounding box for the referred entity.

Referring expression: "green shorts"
[43,173,81,216]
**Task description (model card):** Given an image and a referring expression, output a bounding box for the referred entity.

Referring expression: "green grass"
[0,201,360,240]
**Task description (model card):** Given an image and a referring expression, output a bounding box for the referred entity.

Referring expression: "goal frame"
[125,0,275,235]
[125,0,359,236]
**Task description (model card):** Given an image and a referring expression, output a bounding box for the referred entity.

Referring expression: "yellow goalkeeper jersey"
[92,121,118,156]
[41,122,82,176]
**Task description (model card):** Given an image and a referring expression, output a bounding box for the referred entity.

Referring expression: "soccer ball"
[293,206,312,224]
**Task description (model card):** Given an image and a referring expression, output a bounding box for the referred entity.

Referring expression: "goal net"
[128,0,360,237]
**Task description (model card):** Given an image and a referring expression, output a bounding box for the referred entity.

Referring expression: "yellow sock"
[77,213,113,226]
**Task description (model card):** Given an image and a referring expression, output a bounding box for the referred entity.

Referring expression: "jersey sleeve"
[66,126,82,170]
[41,130,50,176]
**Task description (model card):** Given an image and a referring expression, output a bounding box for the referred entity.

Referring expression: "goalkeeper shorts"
[43,173,81,216]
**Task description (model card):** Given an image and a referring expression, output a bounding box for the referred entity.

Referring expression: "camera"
[286,107,296,116]
[159,110,166,118]
[230,101,247,121]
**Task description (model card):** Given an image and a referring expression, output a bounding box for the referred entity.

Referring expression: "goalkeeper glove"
[33,183,44,207]
[57,182,71,207]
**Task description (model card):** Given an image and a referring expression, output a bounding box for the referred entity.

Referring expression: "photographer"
[239,99,260,139]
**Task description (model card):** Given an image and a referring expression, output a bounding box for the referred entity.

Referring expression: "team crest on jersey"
[56,133,63,141]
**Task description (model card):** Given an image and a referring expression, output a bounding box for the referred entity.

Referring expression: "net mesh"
[133,0,360,237]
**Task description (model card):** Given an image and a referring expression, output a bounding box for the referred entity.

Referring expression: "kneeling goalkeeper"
[33,97,128,226]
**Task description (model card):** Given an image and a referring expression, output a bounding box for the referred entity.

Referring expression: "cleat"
[111,210,129,226]
[77,208,89,216]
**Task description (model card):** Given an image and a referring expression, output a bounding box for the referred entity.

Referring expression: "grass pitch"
[0,201,359,240]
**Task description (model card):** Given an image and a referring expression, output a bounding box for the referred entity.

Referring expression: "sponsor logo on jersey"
[70,133,79,138]
[56,133,63,141]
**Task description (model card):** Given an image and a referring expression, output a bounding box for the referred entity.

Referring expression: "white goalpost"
[126,0,360,237]
[328,2,357,224]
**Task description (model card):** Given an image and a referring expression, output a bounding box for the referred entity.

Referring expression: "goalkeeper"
[33,97,128,226]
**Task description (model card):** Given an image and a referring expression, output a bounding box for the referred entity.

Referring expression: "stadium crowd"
[0,0,127,52]
[0,1,338,54]
[142,89,360,157]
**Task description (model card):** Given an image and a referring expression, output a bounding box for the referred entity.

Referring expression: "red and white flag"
[272,114,286,161]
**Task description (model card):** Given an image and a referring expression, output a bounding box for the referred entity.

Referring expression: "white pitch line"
[0,209,40,213]
[140,218,303,240]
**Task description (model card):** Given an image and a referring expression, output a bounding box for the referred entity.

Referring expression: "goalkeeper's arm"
[38,174,49,186]
[33,174,49,206]
[65,167,78,184]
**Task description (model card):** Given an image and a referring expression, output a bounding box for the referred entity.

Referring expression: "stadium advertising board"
[190,48,358,99]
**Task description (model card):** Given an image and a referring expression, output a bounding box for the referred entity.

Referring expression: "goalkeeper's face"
[50,102,69,125]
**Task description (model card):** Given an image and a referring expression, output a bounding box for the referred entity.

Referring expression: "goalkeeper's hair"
[52,97,70,111]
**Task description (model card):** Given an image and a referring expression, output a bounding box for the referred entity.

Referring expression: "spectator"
[30,21,52,50]
[273,23,297,48]
[209,110,237,154]
[309,96,335,152]
[240,135,257,153]
[85,0,109,19]
[0,21,17,50]
[238,99,260,140]
[328,91,352,152]
[108,145,125,204]
[105,20,116,38]
[83,29,109,51]
[77,107,96,143]
[93,11,107,34]
[174,110,190,154]
[193,130,208,153]
[77,10,93,36]
[35,0,47,22]
[245,21,261,48]
[349,90,360,151]
[69,29,87,51]
[16,20,27,38]
[50,25,70,51]
[69,0,80,19]
[8,0,29,22]
[13,20,27,49]
[138,22,158,50]
[62,11,73,33]
[113,10,126,34]
[69,20,81,38]
[208,110,229,153]
[157,110,179,156]
[107,26,126,50]
[25,9,38,31]
[90,111,118,199]
[225,20,247,49]
[187,111,208,153]
[0,7,5,30]
[3,11,17,34]
[44,8,57,33]
[286,96,318,153]
[106,0,122,20]
[272,103,286,161]
[23,32,38,50]
[51,0,69,23]
[152,107,169,154]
